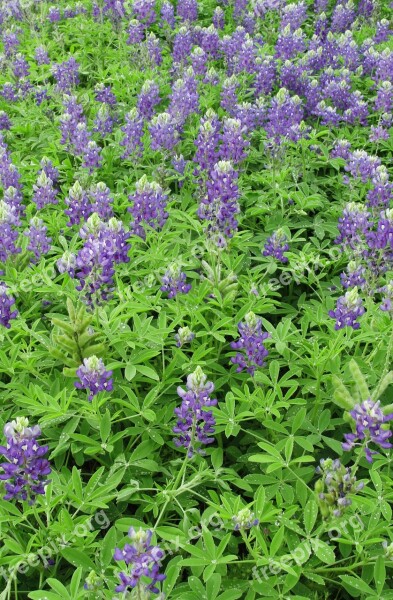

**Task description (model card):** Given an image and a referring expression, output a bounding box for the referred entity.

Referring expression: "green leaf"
[303,499,318,534]
[136,365,160,380]
[311,540,335,564]
[61,548,96,571]
[374,555,386,594]
[340,574,375,595]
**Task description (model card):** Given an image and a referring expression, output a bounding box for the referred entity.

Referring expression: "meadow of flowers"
[0,0,393,598]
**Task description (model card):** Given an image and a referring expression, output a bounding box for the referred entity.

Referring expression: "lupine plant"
[0,1,392,599]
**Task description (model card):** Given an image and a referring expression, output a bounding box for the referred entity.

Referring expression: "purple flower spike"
[232,508,259,531]
[0,282,18,328]
[0,417,51,503]
[329,288,365,330]
[75,356,113,401]
[161,264,191,299]
[263,229,289,263]
[128,176,168,239]
[114,528,166,595]
[231,311,270,375]
[343,399,393,463]
[173,367,217,457]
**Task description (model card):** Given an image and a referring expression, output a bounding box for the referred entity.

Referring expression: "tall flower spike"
[263,229,289,263]
[0,282,18,328]
[173,367,217,456]
[114,528,166,595]
[0,417,51,503]
[232,507,259,530]
[342,399,393,462]
[315,458,364,518]
[231,312,270,375]
[75,356,113,401]
[329,288,365,330]
[128,176,168,239]
[161,264,191,299]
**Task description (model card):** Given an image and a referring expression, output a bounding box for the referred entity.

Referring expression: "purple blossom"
[94,104,115,136]
[276,26,306,60]
[193,110,221,176]
[174,326,195,348]
[132,0,156,25]
[12,53,30,78]
[146,33,162,66]
[329,288,365,330]
[75,356,113,401]
[161,1,175,29]
[82,141,102,172]
[51,57,80,92]
[335,202,371,250]
[177,0,198,22]
[231,311,270,375]
[0,282,18,328]
[219,117,250,164]
[340,262,366,289]
[127,19,144,44]
[137,80,160,120]
[263,230,289,263]
[0,417,50,503]
[190,47,208,77]
[380,281,393,314]
[213,7,225,29]
[265,88,304,144]
[330,1,356,33]
[120,108,144,160]
[173,367,217,456]
[198,160,240,241]
[128,175,168,239]
[64,181,92,227]
[331,139,351,160]
[0,112,11,131]
[32,171,58,209]
[168,69,199,126]
[94,84,117,106]
[24,218,51,262]
[74,215,130,305]
[114,528,166,595]
[57,251,76,278]
[366,166,393,209]
[173,27,193,64]
[315,458,363,518]
[374,19,392,44]
[232,508,259,531]
[343,399,393,462]
[149,112,179,152]
[161,264,191,299]
[88,182,114,219]
[221,76,239,113]
[0,200,21,262]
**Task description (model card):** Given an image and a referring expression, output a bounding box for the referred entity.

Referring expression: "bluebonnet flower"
[331,139,351,160]
[149,112,179,152]
[219,117,250,164]
[75,215,130,305]
[173,27,193,64]
[57,251,76,278]
[51,57,80,92]
[75,356,113,401]
[0,417,51,503]
[0,112,11,131]
[173,367,217,456]
[24,218,51,262]
[340,262,366,289]
[380,281,393,314]
[64,181,91,226]
[315,458,364,518]
[231,311,270,375]
[193,110,221,177]
[94,84,117,106]
[120,108,144,160]
[128,176,168,239]
[0,282,17,328]
[114,528,166,595]
[82,141,102,172]
[94,104,115,136]
[146,33,162,67]
[329,288,365,330]
[161,1,175,29]
[0,200,21,263]
[168,69,199,127]
[177,0,198,22]
[343,399,393,462]
[263,230,289,263]
[161,264,191,299]
[32,171,58,209]
[198,161,240,241]
[34,46,50,65]
[127,19,144,45]
[88,182,114,220]
[174,326,195,348]
[232,508,259,530]
[213,7,225,29]
[137,80,160,120]
[190,47,208,77]
[132,0,156,26]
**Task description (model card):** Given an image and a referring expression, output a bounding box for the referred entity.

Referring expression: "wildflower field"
[1,0,393,598]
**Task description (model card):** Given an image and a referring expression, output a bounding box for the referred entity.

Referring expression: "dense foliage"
[0,0,393,598]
